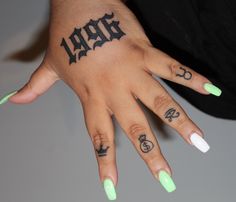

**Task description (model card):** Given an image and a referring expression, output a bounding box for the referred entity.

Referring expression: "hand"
[4,0,220,199]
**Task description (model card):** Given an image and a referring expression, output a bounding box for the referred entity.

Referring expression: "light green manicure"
[0,91,17,105]
[204,83,222,96]
[103,178,117,201]
[158,170,176,193]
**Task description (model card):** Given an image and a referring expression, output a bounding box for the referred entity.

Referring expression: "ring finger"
[108,89,176,192]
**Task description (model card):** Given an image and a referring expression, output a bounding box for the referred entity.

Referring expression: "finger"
[109,90,176,192]
[144,47,222,96]
[9,62,59,104]
[82,97,117,200]
[131,71,210,153]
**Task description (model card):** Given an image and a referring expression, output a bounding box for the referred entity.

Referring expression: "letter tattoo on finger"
[164,108,180,122]
[176,66,192,80]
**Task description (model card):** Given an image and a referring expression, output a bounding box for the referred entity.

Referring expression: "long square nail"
[103,178,117,200]
[204,83,222,96]
[190,133,210,153]
[158,170,176,193]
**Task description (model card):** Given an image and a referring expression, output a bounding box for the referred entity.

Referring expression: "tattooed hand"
[8,0,217,198]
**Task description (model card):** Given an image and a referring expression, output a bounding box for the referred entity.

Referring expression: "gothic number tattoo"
[164,108,180,122]
[176,66,192,80]
[138,134,154,153]
[60,12,126,64]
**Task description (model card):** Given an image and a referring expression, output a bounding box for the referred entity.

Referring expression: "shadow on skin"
[137,99,175,140]
[4,23,49,62]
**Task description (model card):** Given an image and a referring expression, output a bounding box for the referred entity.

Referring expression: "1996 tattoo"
[60,12,126,64]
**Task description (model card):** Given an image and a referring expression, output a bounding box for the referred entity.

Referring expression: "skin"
[9,0,212,186]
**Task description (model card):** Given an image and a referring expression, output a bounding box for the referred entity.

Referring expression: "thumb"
[9,63,59,104]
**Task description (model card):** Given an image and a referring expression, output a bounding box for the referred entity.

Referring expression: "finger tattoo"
[138,134,154,153]
[176,66,192,80]
[164,108,180,122]
[96,144,110,157]
[60,12,126,64]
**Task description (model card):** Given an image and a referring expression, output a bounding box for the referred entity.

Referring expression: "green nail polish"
[204,83,222,96]
[0,91,17,105]
[158,170,176,193]
[103,178,117,201]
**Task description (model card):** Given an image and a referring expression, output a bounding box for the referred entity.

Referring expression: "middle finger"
[107,89,176,192]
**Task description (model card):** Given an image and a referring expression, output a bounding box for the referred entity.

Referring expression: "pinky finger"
[82,98,117,201]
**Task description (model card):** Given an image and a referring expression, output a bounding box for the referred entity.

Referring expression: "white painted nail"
[190,133,210,153]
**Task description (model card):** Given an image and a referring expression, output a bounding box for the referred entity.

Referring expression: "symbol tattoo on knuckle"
[176,66,192,80]
[164,108,180,122]
[96,144,110,157]
[138,134,154,153]
[60,12,126,64]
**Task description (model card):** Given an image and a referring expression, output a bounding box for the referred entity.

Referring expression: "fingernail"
[0,91,18,105]
[204,83,222,96]
[103,178,117,201]
[157,170,176,193]
[190,133,210,153]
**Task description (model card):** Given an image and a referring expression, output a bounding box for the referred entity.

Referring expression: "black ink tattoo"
[60,12,126,64]
[96,144,110,157]
[138,134,154,153]
[176,66,192,80]
[164,108,180,122]
[69,28,91,60]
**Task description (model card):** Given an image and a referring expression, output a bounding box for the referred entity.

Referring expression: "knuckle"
[145,155,162,167]
[153,94,173,112]
[26,82,33,91]
[26,82,40,97]
[169,60,182,79]
[129,44,145,55]
[91,130,113,148]
[175,115,189,129]
[128,123,147,140]
[126,42,146,63]
[83,90,103,106]
[78,85,91,104]
[98,159,114,167]
[96,71,114,87]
